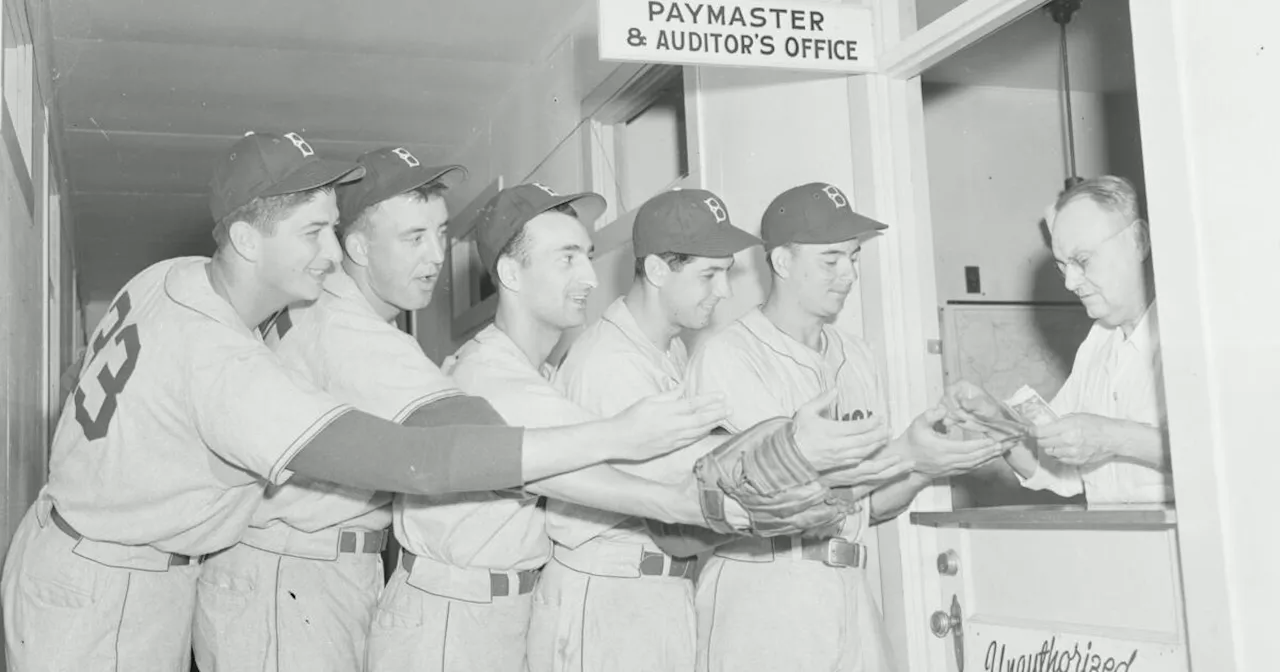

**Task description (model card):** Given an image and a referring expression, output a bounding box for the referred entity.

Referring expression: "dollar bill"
[1004,385,1059,427]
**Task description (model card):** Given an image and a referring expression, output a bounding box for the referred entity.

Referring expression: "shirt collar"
[602,297,678,361]
[164,257,254,336]
[741,306,834,362]
[468,324,556,380]
[322,269,386,322]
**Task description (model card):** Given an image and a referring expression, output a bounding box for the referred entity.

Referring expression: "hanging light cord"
[1059,18,1078,180]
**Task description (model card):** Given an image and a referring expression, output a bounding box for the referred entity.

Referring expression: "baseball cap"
[760,182,888,250]
[474,183,607,272]
[337,147,468,227]
[633,189,762,258]
[209,131,365,223]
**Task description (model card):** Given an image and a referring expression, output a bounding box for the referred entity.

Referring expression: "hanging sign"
[599,0,877,74]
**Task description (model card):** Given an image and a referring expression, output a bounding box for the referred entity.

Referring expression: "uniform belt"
[401,551,538,598]
[772,536,867,569]
[239,525,389,560]
[638,550,698,579]
[50,506,198,567]
[338,529,388,554]
[552,542,697,580]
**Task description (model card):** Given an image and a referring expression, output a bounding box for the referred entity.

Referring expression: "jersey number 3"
[75,292,141,440]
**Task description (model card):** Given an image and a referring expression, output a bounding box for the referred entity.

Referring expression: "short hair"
[1053,175,1144,226]
[489,202,578,284]
[211,186,333,248]
[635,251,694,280]
[341,182,449,242]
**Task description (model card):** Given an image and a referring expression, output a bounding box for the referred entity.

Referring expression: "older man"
[951,175,1171,503]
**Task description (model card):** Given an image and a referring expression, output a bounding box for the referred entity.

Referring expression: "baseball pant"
[695,548,896,672]
[192,542,383,672]
[366,563,534,672]
[527,542,697,672]
[2,500,200,672]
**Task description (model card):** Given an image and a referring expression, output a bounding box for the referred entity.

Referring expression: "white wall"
[924,83,1144,303]
[415,2,609,363]
[1129,0,1280,668]
[420,3,867,362]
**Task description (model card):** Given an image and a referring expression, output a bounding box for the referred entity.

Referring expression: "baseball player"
[430,183,895,672]
[546,188,913,671]
[192,148,468,672]
[0,132,723,672]
[683,183,1013,672]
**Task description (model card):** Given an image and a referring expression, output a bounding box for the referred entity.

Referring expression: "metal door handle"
[930,608,960,637]
[929,595,965,671]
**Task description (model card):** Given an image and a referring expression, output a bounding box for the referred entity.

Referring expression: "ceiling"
[51,0,585,301]
[918,0,1136,92]
[53,0,1135,303]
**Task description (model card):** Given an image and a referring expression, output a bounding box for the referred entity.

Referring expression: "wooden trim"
[850,11,950,672]
[1127,0,1235,668]
[2,100,35,216]
[878,0,1046,80]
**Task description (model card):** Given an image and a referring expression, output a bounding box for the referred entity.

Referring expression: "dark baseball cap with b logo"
[633,189,761,258]
[209,131,365,223]
[474,183,607,272]
[337,147,469,227]
[761,182,889,250]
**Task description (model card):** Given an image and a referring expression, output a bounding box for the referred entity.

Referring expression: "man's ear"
[344,229,370,267]
[226,220,263,262]
[495,255,521,292]
[769,246,793,279]
[643,254,671,287]
[1133,219,1152,260]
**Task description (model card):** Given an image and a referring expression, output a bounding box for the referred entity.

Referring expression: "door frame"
[850,0,1230,669]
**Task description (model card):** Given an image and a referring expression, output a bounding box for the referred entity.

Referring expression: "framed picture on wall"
[449,176,502,340]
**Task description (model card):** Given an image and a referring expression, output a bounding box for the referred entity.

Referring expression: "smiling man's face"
[512,210,598,331]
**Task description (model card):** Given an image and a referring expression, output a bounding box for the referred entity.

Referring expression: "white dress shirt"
[1019,301,1173,503]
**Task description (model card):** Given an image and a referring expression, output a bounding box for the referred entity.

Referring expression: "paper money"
[1004,385,1059,427]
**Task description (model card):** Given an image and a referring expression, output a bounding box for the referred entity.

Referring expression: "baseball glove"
[695,417,856,538]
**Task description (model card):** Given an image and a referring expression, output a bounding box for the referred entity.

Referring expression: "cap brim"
[264,158,366,197]
[551,192,608,228]
[780,217,889,248]
[681,225,764,257]
[387,164,470,198]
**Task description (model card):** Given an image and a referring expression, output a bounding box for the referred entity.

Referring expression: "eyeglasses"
[1053,220,1137,278]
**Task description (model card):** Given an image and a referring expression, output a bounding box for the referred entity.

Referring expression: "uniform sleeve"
[453,361,598,429]
[686,341,787,433]
[1016,460,1084,498]
[317,314,461,421]
[189,341,350,485]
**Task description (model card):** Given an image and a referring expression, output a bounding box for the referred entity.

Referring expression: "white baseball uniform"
[365,324,553,672]
[193,269,454,672]
[1,257,350,672]
[537,296,700,672]
[1017,301,1172,503]
[685,307,896,672]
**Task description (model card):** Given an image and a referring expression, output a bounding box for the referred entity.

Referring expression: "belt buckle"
[823,538,860,568]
